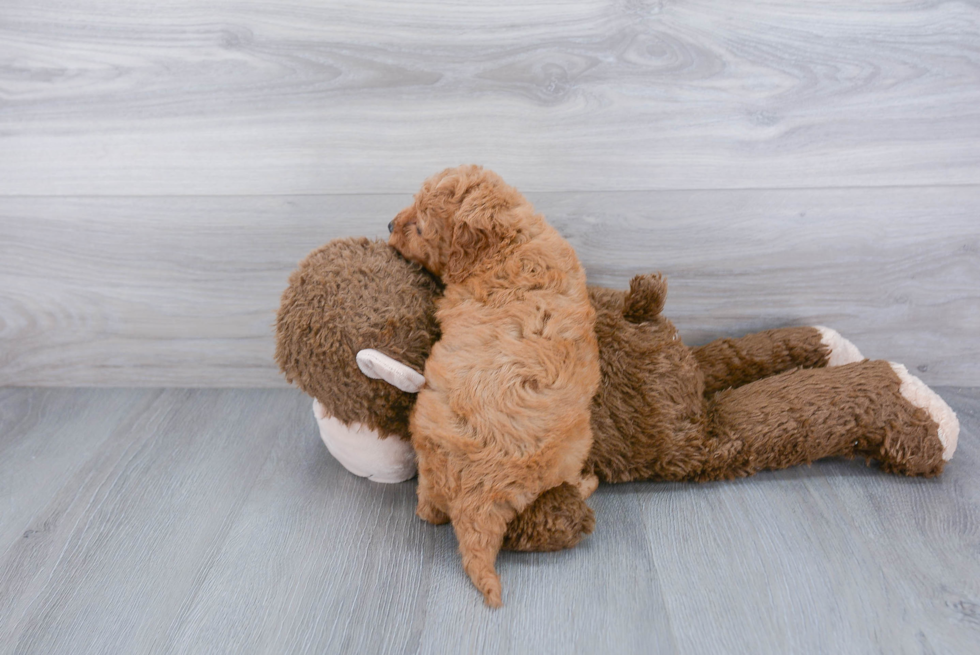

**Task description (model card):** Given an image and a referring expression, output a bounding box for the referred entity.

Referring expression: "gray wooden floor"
[1,386,977,654]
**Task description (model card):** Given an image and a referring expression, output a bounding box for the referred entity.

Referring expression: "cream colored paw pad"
[815,326,864,366]
[888,363,960,461]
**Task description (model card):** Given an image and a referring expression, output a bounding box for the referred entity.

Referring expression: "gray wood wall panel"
[2,188,977,387]
[1,1,978,386]
[1,1,979,195]
[1,387,978,653]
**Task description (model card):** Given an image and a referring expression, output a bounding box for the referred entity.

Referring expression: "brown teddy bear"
[276,237,959,557]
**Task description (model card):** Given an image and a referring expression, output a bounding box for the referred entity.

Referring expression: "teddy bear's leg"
[502,483,596,552]
[693,326,863,396]
[699,360,958,481]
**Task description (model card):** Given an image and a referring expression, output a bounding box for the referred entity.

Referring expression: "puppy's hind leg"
[417,494,450,525]
[415,471,449,525]
[452,501,516,608]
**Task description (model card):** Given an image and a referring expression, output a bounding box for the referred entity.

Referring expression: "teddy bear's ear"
[356,349,425,393]
[623,273,667,323]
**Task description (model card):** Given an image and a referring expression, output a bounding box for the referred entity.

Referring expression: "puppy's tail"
[452,502,514,608]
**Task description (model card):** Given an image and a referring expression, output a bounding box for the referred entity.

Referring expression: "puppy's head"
[388,165,523,283]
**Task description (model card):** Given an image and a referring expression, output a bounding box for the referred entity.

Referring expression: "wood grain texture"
[0,388,161,550]
[0,387,977,654]
[2,187,977,387]
[0,388,287,654]
[1,1,979,195]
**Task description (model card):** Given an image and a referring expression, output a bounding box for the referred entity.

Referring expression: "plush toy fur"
[275,237,959,605]
[276,237,442,441]
[586,280,952,482]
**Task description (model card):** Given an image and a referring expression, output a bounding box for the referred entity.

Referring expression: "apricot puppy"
[388,165,601,607]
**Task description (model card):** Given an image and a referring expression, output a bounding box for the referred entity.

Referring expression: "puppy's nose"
[388,220,394,234]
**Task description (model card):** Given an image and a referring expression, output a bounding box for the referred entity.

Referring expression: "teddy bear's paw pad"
[815,326,864,366]
[888,362,959,461]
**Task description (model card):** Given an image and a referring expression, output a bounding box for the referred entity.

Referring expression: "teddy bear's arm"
[501,483,595,552]
[692,326,862,396]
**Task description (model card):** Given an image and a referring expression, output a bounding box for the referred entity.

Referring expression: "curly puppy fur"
[388,165,601,607]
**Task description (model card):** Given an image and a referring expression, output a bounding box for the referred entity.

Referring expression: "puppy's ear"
[446,219,497,284]
[445,179,516,283]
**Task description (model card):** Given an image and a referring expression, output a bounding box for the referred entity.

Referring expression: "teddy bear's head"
[275,237,443,480]
[276,236,682,484]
